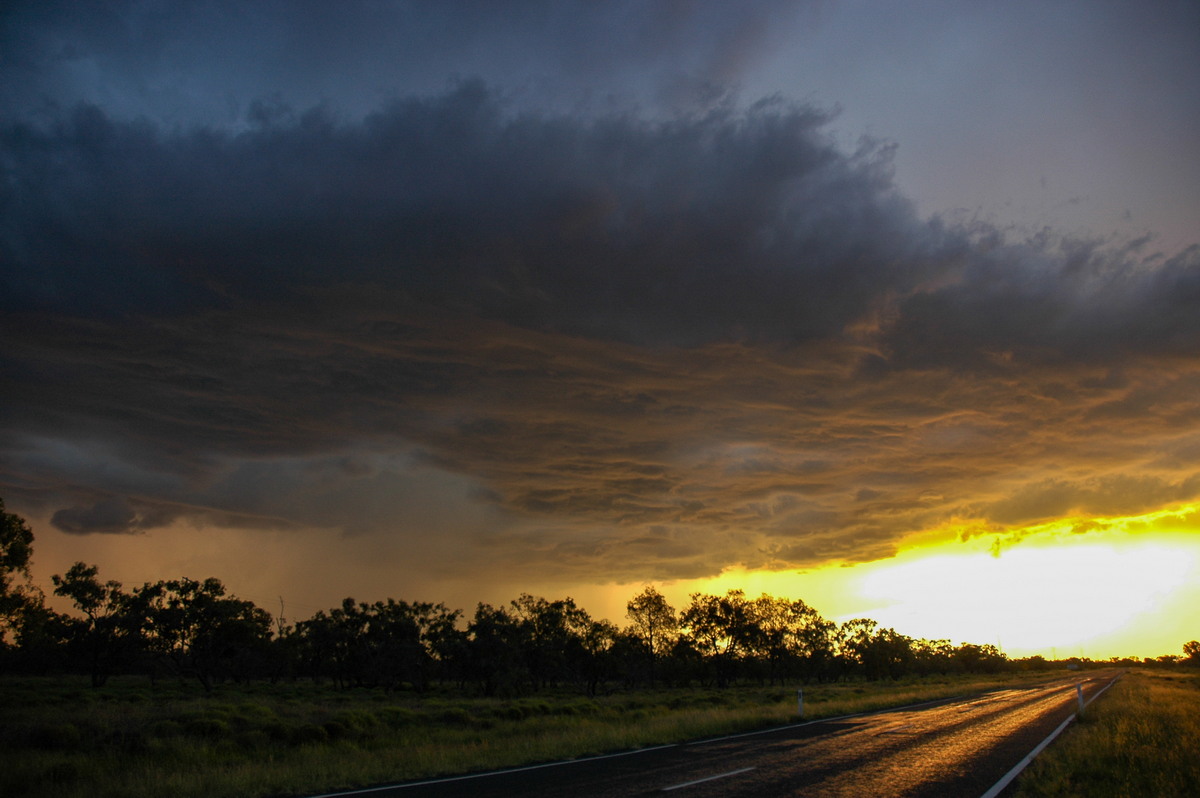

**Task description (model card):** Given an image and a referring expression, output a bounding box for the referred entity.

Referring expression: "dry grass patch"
[1016,669,1200,798]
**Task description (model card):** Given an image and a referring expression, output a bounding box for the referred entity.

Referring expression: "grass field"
[0,670,1072,798]
[1015,668,1200,798]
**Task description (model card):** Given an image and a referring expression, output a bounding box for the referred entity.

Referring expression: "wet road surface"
[312,672,1118,798]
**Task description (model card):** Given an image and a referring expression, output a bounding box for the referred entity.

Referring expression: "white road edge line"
[978,673,1122,798]
[978,714,1075,798]
[303,743,681,797]
[661,766,756,792]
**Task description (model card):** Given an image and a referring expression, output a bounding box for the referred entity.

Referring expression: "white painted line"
[662,766,756,792]
[978,714,1075,798]
[304,743,681,797]
[1083,675,1119,708]
[978,673,1123,798]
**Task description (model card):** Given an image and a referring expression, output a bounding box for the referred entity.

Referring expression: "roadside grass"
[1015,668,1200,798]
[1,670,1069,798]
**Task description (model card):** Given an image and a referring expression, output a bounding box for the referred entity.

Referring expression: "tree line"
[2,499,1194,693]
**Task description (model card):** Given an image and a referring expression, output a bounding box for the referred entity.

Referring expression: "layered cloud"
[2,79,1199,589]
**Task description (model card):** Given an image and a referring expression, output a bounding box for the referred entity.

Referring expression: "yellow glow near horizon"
[676,505,1200,661]
[856,534,1198,658]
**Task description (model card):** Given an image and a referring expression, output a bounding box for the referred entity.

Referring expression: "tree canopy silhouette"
[0,497,1186,691]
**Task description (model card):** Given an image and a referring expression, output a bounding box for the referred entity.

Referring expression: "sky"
[2,0,1199,659]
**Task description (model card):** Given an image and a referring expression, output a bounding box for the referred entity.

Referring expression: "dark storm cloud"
[51,496,138,535]
[3,71,1200,582]
[50,494,192,535]
[1,83,955,344]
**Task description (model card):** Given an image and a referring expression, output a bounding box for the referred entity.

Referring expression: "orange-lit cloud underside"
[14,306,1200,618]
[426,320,1200,588]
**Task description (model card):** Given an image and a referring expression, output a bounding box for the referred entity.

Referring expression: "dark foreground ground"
[309,672,1119,798]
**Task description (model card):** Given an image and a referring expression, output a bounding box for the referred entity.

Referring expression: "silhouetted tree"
[838,618,878,678]
[509,594,596,691]
[953,642,1008,674]
[52,562,141,686]
[351,598,461,690]
[748,595,825,684]
[865,628,914,680]
[912,638,954,676]
[795,615,839,683]
[139,577,272,692]
[292,604,343,685]
[625,586,677,686]
[466,602,526,696]
[0,498,38,649]
[681,590,756,687]
[577,616,618,696]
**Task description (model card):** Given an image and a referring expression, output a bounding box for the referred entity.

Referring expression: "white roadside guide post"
[1076,683,1085,713]
[797,688,804,718]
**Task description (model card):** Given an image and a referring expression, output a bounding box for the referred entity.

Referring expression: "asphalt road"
[312,672,1119,798]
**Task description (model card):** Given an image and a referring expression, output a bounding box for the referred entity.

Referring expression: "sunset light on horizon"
[653,504,1200,662]
[4,1,1200,665]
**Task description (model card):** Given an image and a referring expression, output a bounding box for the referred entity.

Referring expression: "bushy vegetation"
[1015,669,1200,797]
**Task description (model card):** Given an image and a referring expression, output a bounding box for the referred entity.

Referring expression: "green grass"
[1015,669,1200,798]
[0,670,1076,798]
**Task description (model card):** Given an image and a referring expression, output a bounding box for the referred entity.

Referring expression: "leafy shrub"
[234,702,280,727]
[379,707,419,728]
[235,729,272,751]
[28,722,84,750]
[41,761,84,785]
[490,704,526,721]
[323,720,352,740]
[101,725,150,754]
[438,707,474,726]
[553,700,599,716]
[150,719,184,738]
[263,720,292,741]
[332,709,380,731]
[184,717,231,739]
[291,723,329,745]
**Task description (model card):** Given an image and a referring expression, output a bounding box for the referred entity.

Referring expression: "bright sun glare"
[684,505,1200,661]
[857,536,1197,656]
[851,504,1200,659]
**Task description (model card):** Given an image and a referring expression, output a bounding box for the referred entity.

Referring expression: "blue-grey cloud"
[0,0,800,129]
